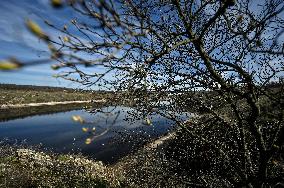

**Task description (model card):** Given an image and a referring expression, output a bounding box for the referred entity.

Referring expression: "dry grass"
[0,88,94,105]
[0,145,124,187]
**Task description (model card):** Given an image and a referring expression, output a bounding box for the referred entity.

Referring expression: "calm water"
[0,106,182,164]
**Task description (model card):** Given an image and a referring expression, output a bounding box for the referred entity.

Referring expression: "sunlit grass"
[0,145,123,187]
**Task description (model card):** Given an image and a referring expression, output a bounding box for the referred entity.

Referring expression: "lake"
[0,105,184,164]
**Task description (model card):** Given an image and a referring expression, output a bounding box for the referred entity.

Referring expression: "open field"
[0,84,112,105]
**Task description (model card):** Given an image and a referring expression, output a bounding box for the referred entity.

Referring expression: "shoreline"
[0,99,106,109]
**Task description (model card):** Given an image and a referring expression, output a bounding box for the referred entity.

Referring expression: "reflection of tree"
[1,0,284,187]
[72,107,120,144]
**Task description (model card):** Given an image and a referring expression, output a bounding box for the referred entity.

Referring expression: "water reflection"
[0,106,188,164]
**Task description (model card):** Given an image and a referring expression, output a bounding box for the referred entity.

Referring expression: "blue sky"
[0,0,86,88]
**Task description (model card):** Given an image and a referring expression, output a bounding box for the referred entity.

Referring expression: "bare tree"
[1,0,284,187]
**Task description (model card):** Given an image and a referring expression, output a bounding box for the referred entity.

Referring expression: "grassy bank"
[0,84,113,105]
[0,84,112,121]
[0,145,124,188]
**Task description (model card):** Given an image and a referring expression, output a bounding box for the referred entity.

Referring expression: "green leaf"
[85,138,92,145]
[145,117,152,126]
[0,59,21,70]
[26,19,49,41]
[51,64,60,70]
[72,115,84,123]
[50,0,63,8]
